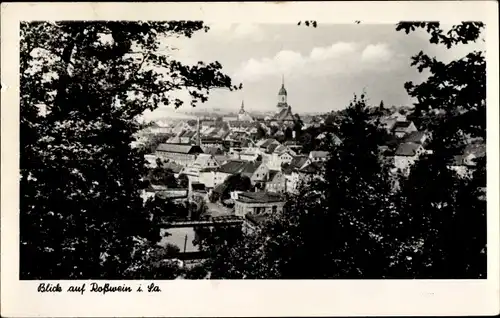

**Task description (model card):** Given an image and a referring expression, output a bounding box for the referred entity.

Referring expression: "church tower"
[238,100,253,122]
[277,74,288,111]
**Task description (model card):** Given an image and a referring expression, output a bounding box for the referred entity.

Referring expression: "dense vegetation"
[20,21,239,279]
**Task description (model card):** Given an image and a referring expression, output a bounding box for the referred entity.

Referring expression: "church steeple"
[239,100,245,114]
[277,75,287,108]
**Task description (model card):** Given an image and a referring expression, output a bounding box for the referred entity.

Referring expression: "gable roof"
[290,155,309,170]
[236,191,284,204]
[404,131,427,144]
[273,145,288,154]
[192,153,219,168]
[218,160,261,176]
[156,144,203,154]
[393,121,414,131]
[214,155,230,165]
[267,143,279,154]
[218,160,248,174]
[268,170,278,181]
[163,162,183,174]
[274,107,295,121]
[310,151,329,158]
[241,161,261,175]
[260,138,279,148]
[395,142,422,156]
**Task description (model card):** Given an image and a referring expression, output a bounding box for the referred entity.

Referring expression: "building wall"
[198,171,216,188]
[156,151,197,166]
[395,123,418,138]
[250,164,270,185]
[214,171,232,186]
[240,153,259,162]
[234,200,285,217]
[265,173,286,193]
[285,172,300,194]
[267,152,293,171]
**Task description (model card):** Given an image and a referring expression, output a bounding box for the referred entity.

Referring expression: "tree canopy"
[20,21,239,279]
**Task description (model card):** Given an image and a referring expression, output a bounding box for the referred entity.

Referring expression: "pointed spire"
[241,100,244,110]
[281,74,285,88]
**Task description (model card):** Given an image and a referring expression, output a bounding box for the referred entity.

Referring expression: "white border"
[1,2,499,317]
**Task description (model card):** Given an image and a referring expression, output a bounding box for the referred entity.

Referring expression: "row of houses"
[378,112,485,177]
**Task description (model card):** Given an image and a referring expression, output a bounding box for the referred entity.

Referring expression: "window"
[272,206,277,213]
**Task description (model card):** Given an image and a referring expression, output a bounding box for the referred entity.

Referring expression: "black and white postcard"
[1,1,499,317]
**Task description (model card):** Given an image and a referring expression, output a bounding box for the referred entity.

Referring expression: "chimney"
[197,117,201,147]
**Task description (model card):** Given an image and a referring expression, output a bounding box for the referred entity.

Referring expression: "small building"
[156,144,204,166]
[448,142,486,177]
[287,155,310,171]
[309,151,329,162]
[215,160,269,186]
[240,151,261,162]
[394,142,425,175]
[257,138,280,152]
[403,131,428,145]
[267,146,295,171]
[265,171,287,193]
[198,168,219,189]
[234,192,285,217]
[393,121,418,138]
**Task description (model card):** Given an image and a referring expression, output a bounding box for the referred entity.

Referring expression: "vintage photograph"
[20,20,486,280]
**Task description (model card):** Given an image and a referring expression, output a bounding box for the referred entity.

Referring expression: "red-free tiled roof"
[156,144,204,154]
[236,191,284,204]
[395,142,422,156]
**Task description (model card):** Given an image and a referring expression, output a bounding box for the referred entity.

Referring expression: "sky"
[144,23,485,119]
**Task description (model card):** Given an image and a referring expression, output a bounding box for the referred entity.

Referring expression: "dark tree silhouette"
[221,174,252,201]
[391,21,487,278]
[20,21,239,279]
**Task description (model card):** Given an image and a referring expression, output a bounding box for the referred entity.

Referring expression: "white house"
[234,192,285,217]
[393,121,418,138]
[309,151,329,162]
[394,142,425,175]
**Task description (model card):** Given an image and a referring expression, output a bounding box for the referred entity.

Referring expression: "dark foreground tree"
[391,22,487,278]
[221,174,252,202]
[20,21,239,279]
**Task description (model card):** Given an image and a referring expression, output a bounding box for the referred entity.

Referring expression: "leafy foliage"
[391,22,487,278]
[20,21,238,279]
[221,174,252,201]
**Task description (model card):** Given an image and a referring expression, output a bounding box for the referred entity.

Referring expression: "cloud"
[361,43,393,63]
[206,23,264,41]
[234,42,398,82]
[310,42,357,60]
